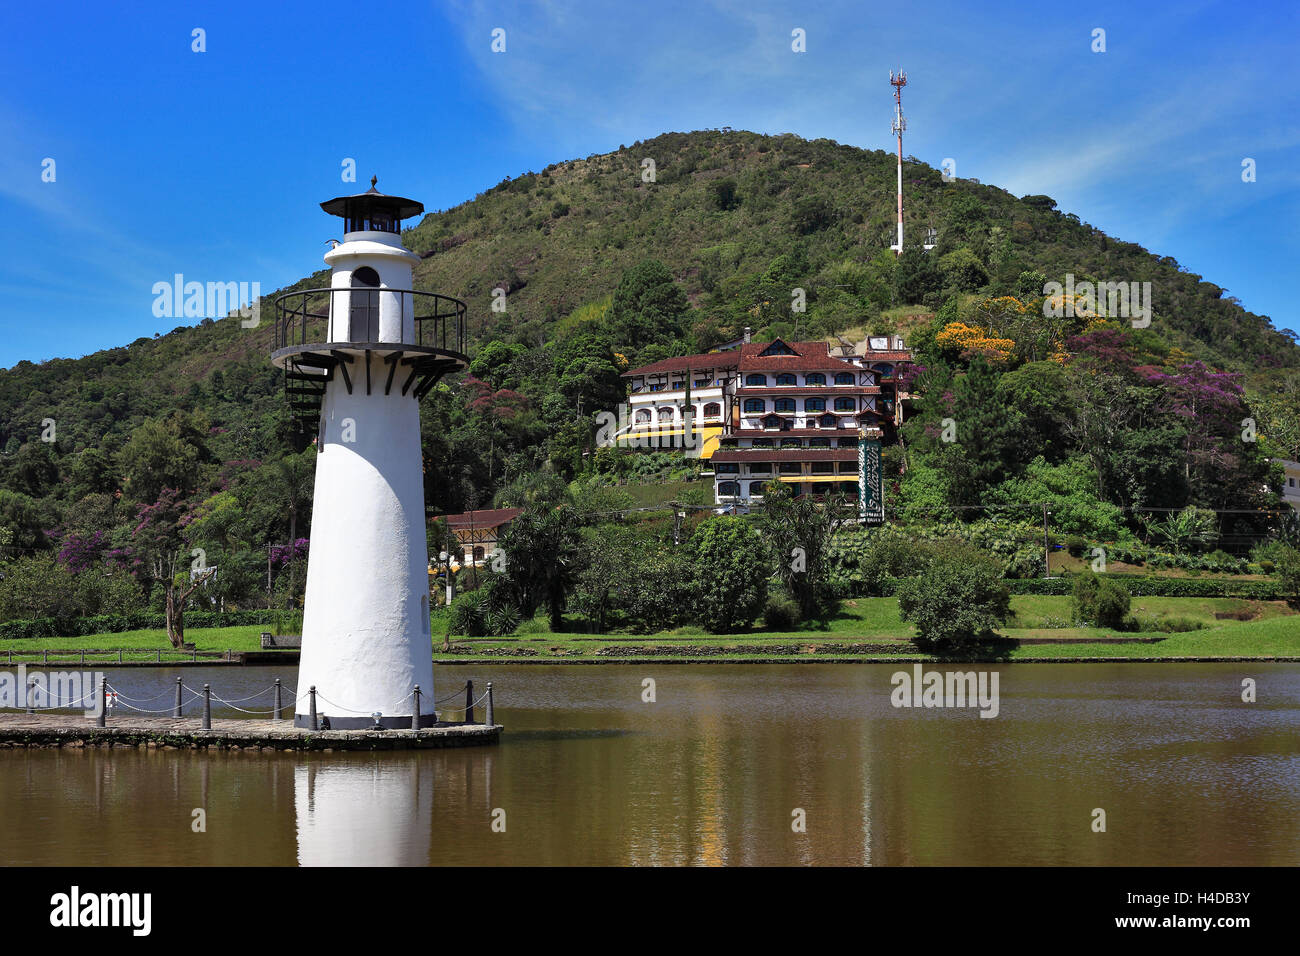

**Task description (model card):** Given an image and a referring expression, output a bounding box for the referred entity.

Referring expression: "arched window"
[875,363,894,379]
[718,481,740,497]
[349,266,380,341]
[703,402,721,419]
[834,397,856,411]
[743,398,766,413]
[658,407,676,421]
[749,481,766,497]
[761,414,785,430]
[805,373,826,386]
[745,373,768,387]
[635,408,651,424]
[775,373,797,386]
[804,397,826,412]
[834,372,855,385]
[774,397,796,412]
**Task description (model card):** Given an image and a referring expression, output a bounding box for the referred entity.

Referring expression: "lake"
[2,662,1297,865]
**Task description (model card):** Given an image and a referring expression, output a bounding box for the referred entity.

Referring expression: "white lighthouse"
[272,178,467,728]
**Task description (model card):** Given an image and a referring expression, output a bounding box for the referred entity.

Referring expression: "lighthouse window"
[350,267,380,341]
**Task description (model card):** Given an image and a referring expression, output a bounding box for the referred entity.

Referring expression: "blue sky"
[0,0,1295,369]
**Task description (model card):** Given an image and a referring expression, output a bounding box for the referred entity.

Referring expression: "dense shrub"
[0,609,280,641]
[1065,535,1088,558]
[896,549,1011,647]
[762,594,801,631]
[690,517,769,633]
[1277,546,1300,606]
[1072,570,1131,628]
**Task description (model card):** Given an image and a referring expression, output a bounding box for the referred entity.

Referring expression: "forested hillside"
[1,129,1298,627]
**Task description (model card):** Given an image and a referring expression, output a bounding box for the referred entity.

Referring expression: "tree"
[496,504,583,630]
[606,260,691,356]
[758,481,852,619]
[117,412,215,504]
[690,517,769,633]
[131,489,215,648]
[896,548,1010,648]
[1071,570,1131,628]
[945,357,1027,505]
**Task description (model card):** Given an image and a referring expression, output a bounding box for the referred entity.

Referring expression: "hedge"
[872,575,1285,600]
[0,610,284,641]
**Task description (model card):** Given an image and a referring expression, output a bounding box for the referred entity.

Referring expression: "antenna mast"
[890,70,907,255]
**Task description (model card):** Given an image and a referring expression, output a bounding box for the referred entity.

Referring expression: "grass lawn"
[3,597,1298,663]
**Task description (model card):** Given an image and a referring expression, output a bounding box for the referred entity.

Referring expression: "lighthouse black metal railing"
[273,287,468,357]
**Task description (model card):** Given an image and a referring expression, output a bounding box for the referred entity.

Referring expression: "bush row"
[0,610,284,641]
[872,575,1285,600]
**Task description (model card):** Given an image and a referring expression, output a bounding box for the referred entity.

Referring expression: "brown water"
[2,663,1298,866]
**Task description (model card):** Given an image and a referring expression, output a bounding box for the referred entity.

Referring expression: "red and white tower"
[890,70,907,255]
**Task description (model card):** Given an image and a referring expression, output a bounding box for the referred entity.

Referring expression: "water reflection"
[1,663,1298,866]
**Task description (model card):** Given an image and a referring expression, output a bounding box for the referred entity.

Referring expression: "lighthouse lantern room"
[272,179,467,728]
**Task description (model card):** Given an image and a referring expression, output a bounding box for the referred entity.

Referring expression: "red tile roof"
[739,340,861,372]
[438,508,522,529]
[623,353,740,377]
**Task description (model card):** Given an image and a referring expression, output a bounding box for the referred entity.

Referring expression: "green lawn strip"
[0,626,267,659]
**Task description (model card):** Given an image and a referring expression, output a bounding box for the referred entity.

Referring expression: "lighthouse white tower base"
[273,180,466,730]
[294,370,434,728]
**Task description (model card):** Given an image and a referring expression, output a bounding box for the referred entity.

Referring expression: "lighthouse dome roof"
[321,177,424,222]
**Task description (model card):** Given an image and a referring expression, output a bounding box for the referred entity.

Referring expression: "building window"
[749,481,767,497]
[774,398,796,412]
[804,398,826,412]
[694,378,709,388]
[811,461,834,474]
[751,438,773,447]
[718,481,740,497]
[759,341,795,356]
[805,373,826,386]
[809,437,830,448]
[635,408,651,424]
[749,463,772,474]
[839,461,859,474]
[743,398,765,413]
[834,397,856,412]
[761,414,786,430]
[839,437,858,448]
[834,372,855,385]
[776,373,797,386]
[715,463,739,474]
[473,546,485,562]
[703,402,721,418]
[658,407,676,421]
[840,481,859,495]
[780,437,801,448]
[875,363,895,379]
[819,415,837,428]
[778,462,802,475]
[745,373,768,386]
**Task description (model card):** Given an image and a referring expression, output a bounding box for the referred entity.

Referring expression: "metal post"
[25,680,34,715]
[309,686,318,731]
[156,649,161,663]
[465,679,475,725]
[412,685,421,730]
[202,684,211,730]
[97,677,106,728]
[273,678,283,721]
[485,682,494,727]
[192,648,197,662]
[118,649,122,664]
[174,677,183,717]
[43,648,48,664]
[81,650,85,665]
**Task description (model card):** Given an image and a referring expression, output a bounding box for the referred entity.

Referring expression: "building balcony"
[272,286,467,363]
